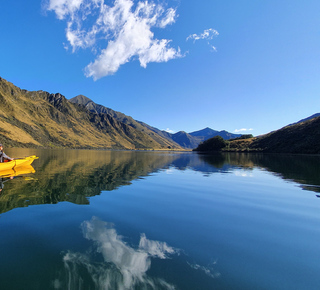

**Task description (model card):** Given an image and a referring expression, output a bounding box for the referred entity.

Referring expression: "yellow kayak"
[0,164,36,178]
[0,155,38,172]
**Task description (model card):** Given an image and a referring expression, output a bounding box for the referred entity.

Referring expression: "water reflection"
[0,150,185,214]
[1,150,318,289]
[1,149,320,215]
[199,153,320,194]
[0,165,36,194]
[53,216,220,290]
[55,217,177,289]
[0,164,35,178]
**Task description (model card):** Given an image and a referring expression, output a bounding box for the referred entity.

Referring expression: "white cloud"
[187,28,219,52]
[46,0,85,20]
[46,0,182,79]
[211,45,217,52]
[234,128,254,133]
[163,128,175,133]
[187,28,219,42]
[159,8,176,28]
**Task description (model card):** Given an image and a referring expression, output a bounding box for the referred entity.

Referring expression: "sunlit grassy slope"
[0,77,181,150]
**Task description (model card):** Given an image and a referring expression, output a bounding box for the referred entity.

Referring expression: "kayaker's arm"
[1,152,13,161]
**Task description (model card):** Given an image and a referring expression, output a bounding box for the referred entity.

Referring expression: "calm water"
[1,149,320,289]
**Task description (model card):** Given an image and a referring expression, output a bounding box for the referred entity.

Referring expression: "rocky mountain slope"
[69,95,181,149]
[0,76,243,150]
[70,95,241,149]
[0,77,181,150]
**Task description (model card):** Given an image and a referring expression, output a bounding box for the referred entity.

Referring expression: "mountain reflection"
[0,150,235,214]
[203,153,320,194]
[55,217,177,289]
[0,150,186,214]
[1,149,319,214]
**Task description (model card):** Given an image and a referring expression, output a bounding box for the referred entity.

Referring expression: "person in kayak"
[0,144,14,163]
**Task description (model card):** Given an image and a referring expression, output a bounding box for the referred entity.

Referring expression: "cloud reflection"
[234,169,254,178]
[56,217,177,289]
[187,262,221,279]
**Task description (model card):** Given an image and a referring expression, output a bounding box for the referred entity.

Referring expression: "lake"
[1,148,320,289]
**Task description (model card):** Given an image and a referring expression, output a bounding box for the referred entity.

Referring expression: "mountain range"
[0,77,239,150]
[2,76,318,153]
[69,95,242,149]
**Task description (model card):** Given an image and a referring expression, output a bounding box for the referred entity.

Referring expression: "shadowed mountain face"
[70,95,182,149]
[0,78,181,150]
[70,96,242,149]
[135,123,242,149]
[250,115,320,154]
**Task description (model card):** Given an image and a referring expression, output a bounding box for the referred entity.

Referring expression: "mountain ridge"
[0,77,181,150]
[2,76,239,150]
[5,76,318,154]
[69,95,182,149]
[70,95,241,149]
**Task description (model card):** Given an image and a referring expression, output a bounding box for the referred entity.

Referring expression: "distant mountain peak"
[189,127,218,137]
[174,131,187,135]
[70,95,93,106]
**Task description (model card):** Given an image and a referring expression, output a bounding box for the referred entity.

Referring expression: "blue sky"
[1,0,319,135]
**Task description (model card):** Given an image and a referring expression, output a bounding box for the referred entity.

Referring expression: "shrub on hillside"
[193,136,227,152]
